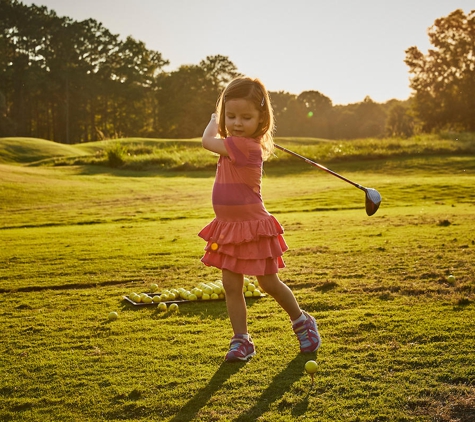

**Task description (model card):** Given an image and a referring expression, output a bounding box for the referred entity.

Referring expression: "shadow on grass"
[0,279,141,294]
[168,361,247,422]
[233,352,317,421]
[169,352,317,422]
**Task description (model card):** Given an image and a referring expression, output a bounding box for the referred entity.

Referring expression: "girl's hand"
[208,113,218,132]
[203,113,218,136]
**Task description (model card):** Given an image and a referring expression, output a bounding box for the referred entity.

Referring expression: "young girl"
[199,76,321,362]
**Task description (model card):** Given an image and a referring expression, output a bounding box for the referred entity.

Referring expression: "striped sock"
[292,312,306,326]
[237,333,249,340]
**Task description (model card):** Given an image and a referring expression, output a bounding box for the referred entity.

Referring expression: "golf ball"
[108,311,118,321]
[305,360,318,374]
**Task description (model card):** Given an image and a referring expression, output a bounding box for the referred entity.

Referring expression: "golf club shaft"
[274,144,365,191]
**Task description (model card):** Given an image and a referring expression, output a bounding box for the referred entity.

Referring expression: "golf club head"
[364,188,382,216]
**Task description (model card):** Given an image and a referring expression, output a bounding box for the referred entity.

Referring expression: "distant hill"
[0,138,90,164]
[0,137,205,166]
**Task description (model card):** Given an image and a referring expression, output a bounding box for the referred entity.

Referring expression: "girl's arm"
[202,114,229,156]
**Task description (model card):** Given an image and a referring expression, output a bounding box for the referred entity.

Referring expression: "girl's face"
[224,99,263,138]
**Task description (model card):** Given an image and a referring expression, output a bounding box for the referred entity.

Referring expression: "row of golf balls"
[133,278,263,304]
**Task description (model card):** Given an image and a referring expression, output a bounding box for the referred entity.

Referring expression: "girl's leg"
[256,274,302,321]
[222,269,247,335]
[257,273,321,353]
[222,269,256,362]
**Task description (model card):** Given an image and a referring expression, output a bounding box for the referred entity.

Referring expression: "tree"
[330,106,360,139]
[386,103,414,138]
[0,0,170,142]
[275,90,333,137]
[155,65,210,138]
[101,36,168,138]
[0,0,53,137]
[298,91,333,114]
[0,90,16,136]
[199,55,240,90]
[405,9,475,131]
[329,97,386,139]
[354,96,387,138]
[156,56,239,138]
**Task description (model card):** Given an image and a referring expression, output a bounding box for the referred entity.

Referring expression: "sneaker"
[292,311,321,353]
[225,334,256,362]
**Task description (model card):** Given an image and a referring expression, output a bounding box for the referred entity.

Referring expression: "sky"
[23,0,475,105]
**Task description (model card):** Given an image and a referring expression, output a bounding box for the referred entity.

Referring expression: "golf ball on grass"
[305,360,318,385]
[169,303,179,312]
[108,311,118,321]
[447,274,456,284]
[157,302,167,312]
[305,360,318,374]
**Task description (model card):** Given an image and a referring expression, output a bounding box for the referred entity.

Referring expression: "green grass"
[0,135,474,421]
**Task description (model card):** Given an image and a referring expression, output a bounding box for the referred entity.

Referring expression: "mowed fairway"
[0,137,474,421]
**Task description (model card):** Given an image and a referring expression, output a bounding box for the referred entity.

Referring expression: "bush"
[106,143,127,168]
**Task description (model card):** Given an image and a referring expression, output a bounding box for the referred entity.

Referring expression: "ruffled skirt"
[198,215,288,276]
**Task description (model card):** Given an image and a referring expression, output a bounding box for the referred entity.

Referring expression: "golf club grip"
[274,144,362,189]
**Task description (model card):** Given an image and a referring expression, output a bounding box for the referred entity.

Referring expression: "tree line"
[1,1,473,143]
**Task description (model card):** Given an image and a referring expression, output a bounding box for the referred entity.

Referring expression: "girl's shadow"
[168,360,247,422]
[234,353,316,421]
[170,352,316,422]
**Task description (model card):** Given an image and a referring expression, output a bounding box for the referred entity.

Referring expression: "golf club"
[274,144,382,216]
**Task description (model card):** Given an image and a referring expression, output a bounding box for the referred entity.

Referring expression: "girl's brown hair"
[216,76,275,160]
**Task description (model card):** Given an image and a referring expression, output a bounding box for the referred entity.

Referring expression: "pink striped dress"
[198,136,288,276]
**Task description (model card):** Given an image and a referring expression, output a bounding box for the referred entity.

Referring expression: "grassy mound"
[0,137,89,164]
